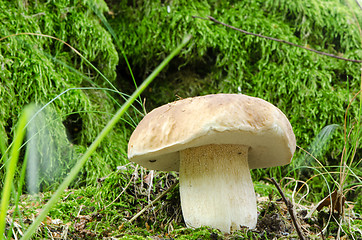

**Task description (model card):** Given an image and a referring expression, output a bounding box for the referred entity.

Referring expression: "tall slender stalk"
[0,105,34,238]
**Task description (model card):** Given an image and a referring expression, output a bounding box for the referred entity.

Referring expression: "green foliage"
[1,0,361,238]
[19,33,191,239]
[0,0,126,189]
[0,105,33,237]
[109,0,361,166]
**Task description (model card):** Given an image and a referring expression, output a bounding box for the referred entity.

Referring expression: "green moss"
[0,0,128,189]
[109,0,361,169]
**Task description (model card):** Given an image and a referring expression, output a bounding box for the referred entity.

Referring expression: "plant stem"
[0,105,34,238]
[20,35,192,240]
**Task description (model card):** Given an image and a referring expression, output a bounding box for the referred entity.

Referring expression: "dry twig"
[271,177,305,240]
[193,16,362,63]
[129,182,178,224]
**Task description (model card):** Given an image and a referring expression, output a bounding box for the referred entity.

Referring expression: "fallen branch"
[129,182,178,224]
[271,177,305,240]
[193,16,362,63]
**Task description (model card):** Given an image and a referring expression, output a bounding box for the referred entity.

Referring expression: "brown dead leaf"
[316,189,346,215]
[143,171,154,186]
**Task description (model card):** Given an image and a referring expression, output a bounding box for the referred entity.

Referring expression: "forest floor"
[5,167,362,239]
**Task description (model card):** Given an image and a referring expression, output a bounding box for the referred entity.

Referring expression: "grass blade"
[0,105,34,238]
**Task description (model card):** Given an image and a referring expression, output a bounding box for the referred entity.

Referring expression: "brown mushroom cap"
[128,94,296,171]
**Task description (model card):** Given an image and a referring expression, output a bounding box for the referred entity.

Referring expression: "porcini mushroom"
[128,94,296,233]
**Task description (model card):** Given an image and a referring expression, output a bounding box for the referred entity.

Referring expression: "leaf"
[316,189,346,216]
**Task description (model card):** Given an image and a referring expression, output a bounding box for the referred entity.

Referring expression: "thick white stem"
[179,144,257,233]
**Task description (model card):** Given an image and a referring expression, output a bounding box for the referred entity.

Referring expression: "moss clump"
[0,0,128,189]
[108,0,361,170]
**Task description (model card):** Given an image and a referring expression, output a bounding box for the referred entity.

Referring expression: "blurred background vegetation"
[0,0,361,207]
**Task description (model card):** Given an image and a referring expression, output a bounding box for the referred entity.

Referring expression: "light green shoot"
[0,105,34,238]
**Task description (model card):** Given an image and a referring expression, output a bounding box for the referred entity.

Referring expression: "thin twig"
[103,165,138,210]
[104,174,135,210]
[193,15,362,63]
[355,0,362,10]
[271,177,305,240]
[129,182,178,224]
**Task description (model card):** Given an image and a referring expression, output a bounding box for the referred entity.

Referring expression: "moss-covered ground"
[6,166,361,239]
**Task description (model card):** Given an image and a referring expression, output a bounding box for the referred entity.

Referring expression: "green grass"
[0,105,34,238]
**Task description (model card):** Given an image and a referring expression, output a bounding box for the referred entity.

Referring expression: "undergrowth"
[7,167,360,239]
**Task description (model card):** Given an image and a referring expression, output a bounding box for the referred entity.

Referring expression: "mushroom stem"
[179,144,257,233]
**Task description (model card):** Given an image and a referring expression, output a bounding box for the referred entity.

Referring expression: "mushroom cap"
[128,94,296,171]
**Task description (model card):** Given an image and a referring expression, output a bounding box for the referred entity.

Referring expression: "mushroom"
[127,94,296,233]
